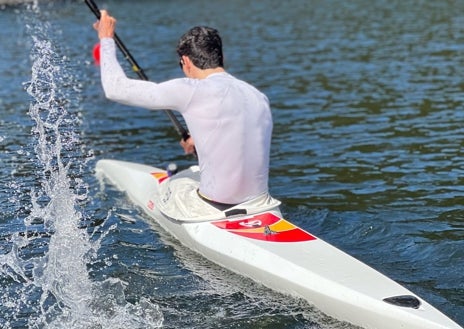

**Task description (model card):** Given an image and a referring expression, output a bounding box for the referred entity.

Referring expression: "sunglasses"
[179,58,184,70]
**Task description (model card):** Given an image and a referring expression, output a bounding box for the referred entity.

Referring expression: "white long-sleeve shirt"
[100,38,272,204]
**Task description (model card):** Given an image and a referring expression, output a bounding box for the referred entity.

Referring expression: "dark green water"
[0,0,462,328]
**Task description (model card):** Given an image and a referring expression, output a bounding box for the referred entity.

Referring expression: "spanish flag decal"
[213,212,316,242]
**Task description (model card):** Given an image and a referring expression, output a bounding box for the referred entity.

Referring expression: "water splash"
[0,3,163,328]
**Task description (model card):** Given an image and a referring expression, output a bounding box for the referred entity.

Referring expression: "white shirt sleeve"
[99,38,191,112]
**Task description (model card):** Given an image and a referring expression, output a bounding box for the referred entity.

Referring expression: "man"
[94,11,273,210]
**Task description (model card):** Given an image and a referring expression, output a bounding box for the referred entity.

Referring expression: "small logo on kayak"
[151,172,169,183]
[239,220,262,228]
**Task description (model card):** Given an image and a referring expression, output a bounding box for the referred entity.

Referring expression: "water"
[1,3,163,328]
[0,0,463,328]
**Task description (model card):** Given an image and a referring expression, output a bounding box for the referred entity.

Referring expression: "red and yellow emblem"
[212,212,316,242]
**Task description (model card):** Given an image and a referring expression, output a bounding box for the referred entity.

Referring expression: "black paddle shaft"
[85,0,190,141]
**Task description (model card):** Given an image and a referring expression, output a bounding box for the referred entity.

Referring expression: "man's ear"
[181,55,196,76]
[182,55,192,68]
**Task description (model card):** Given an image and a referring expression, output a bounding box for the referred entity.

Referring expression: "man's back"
[181,72,272,204]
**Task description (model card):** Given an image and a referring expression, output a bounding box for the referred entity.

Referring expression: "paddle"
[85,0,190,142]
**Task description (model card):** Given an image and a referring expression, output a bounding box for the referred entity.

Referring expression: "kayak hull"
[95,159,462,329]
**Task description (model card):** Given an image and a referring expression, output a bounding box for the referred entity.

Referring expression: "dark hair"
[176,26,224,69]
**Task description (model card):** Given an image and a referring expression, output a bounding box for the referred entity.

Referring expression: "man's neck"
[192,67,226,79]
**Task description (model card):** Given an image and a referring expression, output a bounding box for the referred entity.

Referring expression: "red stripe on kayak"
[213,212,316,242]
[232,228,316,242]
[213,212,280,229]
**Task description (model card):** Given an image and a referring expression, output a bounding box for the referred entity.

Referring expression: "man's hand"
[93,10,116,39]
[180,137,196,155]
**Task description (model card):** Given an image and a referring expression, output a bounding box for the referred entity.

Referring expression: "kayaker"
[93,11,276,215]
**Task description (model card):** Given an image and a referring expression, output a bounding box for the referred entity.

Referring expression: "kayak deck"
[95,159,462,329]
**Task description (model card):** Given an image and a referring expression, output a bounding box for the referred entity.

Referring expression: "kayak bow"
[95,159,462,329]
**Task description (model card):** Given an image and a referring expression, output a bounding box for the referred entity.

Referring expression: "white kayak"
[95,159,462,329]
